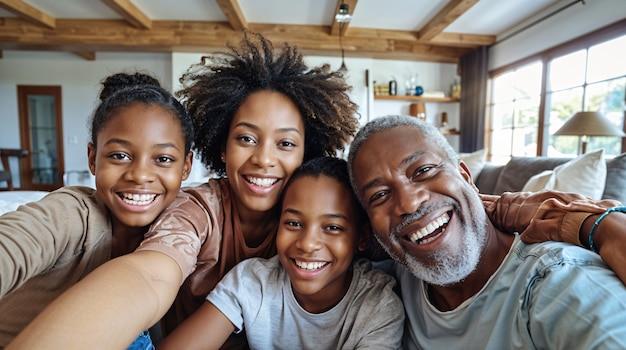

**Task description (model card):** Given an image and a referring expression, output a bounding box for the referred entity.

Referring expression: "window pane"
[548,87,584,156]
[549,50,586,91]
[491,129,513,159]
[492,102,514,129]
[492,71,516,103]
[515,97,540,128]
[547,87,584,134]
[587,34,626,83]
[585,77,626,157]
[512,126,538,157]
[585,77,626,117]
[512,62,542,99]
[492,61,541,103]
[588,136,622,156]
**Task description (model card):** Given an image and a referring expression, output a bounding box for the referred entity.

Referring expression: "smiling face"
[276,175,365,313]
[351,125,487,286]
[88,103,191,228]
[222,90,305,219]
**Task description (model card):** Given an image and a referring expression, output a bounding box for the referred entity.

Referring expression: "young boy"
[158,157,404,349]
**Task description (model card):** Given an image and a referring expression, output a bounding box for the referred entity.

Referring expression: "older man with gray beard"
[347,115,626,349]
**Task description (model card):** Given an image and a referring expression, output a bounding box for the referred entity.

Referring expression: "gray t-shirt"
[399,236,626,349]
[207,256,404,349]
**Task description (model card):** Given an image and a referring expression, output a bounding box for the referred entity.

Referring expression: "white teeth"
[121,193,157,205]
[295,260,327,270]
[247,176,278,187]
[409,212,450,243]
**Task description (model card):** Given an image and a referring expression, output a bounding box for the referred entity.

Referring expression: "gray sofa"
[474,152,626,204]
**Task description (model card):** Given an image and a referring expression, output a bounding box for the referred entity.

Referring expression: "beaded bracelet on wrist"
[588,206,626,253]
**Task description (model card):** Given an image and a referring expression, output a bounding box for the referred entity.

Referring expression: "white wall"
[172,53,460,182]
[488,0,626,70]
[171,53,459,126]
[0,51,171,187]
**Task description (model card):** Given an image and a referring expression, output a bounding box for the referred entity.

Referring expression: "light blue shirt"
[398,236,626,349]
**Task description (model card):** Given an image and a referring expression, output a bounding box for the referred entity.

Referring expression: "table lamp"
[553,111,626,154]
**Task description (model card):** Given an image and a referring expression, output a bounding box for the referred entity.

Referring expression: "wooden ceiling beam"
[0,18,479,62]
[430,32,495,47]
[418,0,478,41]
[216,0,247,31]
[72,51,96,60]
[330,0,357,36]
[0,0,55,29]
[101,0,151,29]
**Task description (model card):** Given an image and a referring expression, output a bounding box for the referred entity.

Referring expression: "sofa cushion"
[522,170,555,192]
[475,163,503,194]
[520,149,607,199]
[459,149,487,179]
[602,152,626,204]
[493,157,571,194]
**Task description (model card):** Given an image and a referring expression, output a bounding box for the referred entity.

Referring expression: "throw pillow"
[521,149,607,199]
[602,152,626,204]
[522,170,555,192]
[458,149,487,178]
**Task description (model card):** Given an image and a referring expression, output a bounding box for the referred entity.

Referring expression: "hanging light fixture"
[335,4,352,23]
[336,3,351,73]
[339,49,347,72]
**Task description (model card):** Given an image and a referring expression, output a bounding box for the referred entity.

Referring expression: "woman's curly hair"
[176,30,359,176]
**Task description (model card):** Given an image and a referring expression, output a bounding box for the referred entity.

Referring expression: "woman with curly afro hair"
[8,30,360,349]
[179,30,358,175]
[157,30,360,345]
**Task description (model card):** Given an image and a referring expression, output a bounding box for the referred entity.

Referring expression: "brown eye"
[369,190,389,205]
[109,153,130,161]
[412,165,435,181]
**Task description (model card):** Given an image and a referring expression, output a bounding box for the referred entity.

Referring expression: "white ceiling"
[0,0,562,36]
[0,0,569,61]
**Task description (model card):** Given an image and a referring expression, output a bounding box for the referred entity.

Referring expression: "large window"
[488,23,626,164]
[490,62,542,164]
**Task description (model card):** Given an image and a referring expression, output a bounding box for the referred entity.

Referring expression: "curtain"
[459,46,488,153]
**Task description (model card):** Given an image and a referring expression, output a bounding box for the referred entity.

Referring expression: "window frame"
[487,19,626,161]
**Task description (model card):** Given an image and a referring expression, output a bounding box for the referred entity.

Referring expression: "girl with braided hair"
[2,71,194,349]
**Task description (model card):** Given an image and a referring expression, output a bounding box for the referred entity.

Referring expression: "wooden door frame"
[17,85,65,191]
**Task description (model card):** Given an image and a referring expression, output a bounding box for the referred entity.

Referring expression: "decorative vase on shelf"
[389,77,397,96]
[404,80,414,96]
[450,79,461,99]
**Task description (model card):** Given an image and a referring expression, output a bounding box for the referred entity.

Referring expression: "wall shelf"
[374,95,460,103]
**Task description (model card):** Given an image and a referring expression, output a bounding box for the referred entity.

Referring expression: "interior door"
[17,85,65,191]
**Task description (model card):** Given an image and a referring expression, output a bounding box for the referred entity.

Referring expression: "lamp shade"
[553,111,626,137]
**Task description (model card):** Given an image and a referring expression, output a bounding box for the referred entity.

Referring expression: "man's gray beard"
[379,201,487,286]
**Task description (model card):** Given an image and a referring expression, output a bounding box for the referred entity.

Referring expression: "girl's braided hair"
[91,72,193,154]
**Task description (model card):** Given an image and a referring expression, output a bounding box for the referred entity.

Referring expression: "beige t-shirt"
[0,187,111,346]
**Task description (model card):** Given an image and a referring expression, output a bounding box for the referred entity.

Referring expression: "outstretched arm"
[158,301,235,350]
[482,190,626,283]
[7,251,182,350]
